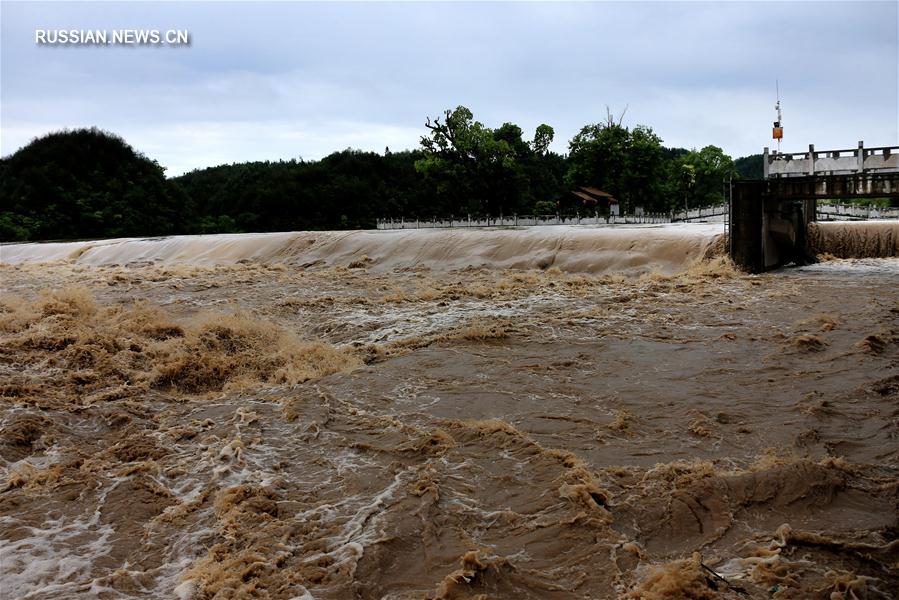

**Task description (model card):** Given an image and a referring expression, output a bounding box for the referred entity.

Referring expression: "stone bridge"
[730,142,899,272]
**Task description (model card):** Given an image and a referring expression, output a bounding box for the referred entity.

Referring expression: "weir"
[729,142,899,273]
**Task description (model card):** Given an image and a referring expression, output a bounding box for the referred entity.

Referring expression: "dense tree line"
[177,150,430,233]
[734,154,764,180]
[1,111,758,242]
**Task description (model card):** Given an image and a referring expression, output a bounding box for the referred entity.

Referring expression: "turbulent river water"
[1,223,897,599]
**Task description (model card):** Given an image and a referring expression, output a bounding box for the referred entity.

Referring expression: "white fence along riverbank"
[376,205,728,230]
[376,203,897,230]
[816,204,899,220]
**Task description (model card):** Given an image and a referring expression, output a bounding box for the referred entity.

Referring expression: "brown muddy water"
[1,224,897,599]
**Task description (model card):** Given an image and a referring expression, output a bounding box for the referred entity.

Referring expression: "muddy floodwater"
[0,224,897,599]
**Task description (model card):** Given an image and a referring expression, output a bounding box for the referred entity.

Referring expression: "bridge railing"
[764,141,899,178]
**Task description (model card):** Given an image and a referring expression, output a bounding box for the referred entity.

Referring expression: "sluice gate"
[729,142,899,273]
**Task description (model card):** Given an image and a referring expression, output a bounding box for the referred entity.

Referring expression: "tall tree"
[622,125,666,212]
[415,106,561,216]
[566,111,667,213]
[532,124,554,155]
[677,145,738,207]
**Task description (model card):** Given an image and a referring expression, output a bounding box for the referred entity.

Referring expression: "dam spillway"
[2,221,897,274]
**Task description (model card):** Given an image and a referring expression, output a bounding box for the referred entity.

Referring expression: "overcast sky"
[2,1,897,175]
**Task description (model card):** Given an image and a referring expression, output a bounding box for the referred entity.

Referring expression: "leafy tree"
[534,200,557,215]
[622,125,666,212]
[677,145,738,207]
[415,106,562,216]
[532,124,554,155]
[679,164,696,213]
[565,110,667,213]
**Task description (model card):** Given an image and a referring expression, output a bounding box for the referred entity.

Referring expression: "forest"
[0,107,762,242]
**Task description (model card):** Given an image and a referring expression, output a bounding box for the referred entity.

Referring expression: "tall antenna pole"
[773,80,783,152]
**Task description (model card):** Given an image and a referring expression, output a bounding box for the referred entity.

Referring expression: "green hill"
[0,128,192,241]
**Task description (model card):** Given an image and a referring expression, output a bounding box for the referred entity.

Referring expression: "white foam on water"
[1,490,116,598]
[794,257,899,275]
[288,587,317,600]
[297,469,409,575]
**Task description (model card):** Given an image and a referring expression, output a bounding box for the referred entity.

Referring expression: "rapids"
[1,224,897,599]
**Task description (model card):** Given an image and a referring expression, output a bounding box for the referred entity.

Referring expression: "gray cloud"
[2,1,896,175]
